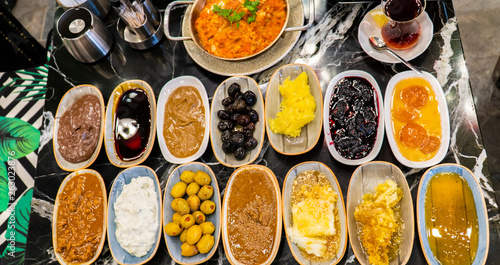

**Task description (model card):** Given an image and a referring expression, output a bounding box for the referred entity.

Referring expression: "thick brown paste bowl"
[53,85,105,171]
[52,169,107,265]
[222,165,282,265]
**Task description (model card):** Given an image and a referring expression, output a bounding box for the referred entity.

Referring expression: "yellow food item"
[198,185,214,201]
[354,180,403,265]
[180,170,196,183]
[165,222,184,236]
[180,214,195,229]
[186,225,203,245]
[187,195,201,212]
[425,172,479,265]
[200,221,215,235]
[195,171,211,186]
[269,72,316,137]
[370,9,389,28]
[288,170,340,261]
[171,182,187,198]
[193,211,206,224]
[181,242,199,256]
[197,234,215,254]
[186,182,201,196]
[391,77,442,162]
[180,229,188,243]
[200,200,216,215]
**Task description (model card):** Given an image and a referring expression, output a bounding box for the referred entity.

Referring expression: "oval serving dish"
[282,161,347,265]
[347,161,414,265]
[157,76,210,164]
[210,76,265,167]
[222,165,282,265]
[52,169,107,265]
[53,84,105,171]
[384,71,450,168]
[417,164,489,265]
[104,80,156,168]
[163,162,221,264]
[323,70,384,166]
[265,64,323,155]
[107,166,162,265]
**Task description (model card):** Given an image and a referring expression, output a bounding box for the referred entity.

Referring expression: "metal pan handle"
[285,0,315,32]
[164,0,194,41]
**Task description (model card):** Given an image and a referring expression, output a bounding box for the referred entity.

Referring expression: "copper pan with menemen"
[163,0,314,61]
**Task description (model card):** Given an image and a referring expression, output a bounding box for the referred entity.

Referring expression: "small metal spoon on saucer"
[369,36,422,74]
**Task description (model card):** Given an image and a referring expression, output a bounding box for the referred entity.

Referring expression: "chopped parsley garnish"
[212,0,260,28]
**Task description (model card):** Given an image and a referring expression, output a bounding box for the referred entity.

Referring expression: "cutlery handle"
[386,49,422,74]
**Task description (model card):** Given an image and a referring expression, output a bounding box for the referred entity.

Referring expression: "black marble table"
[25,0,500,264]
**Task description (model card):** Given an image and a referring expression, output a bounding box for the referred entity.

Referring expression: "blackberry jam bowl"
[323,70,384,165]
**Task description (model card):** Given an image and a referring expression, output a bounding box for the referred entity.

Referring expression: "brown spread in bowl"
[54,172,105,263]
[163,86,205,158]
[226,167,278,264]
[57,94,101,163]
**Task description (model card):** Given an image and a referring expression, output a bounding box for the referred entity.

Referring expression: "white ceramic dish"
[282,161,347,265]
[53,85,104,171]
[323,70,384,166]
[107,166,162,265]
[210,76,265,167]
[384,71,449,168]
[358,5,433,63]
[52,169,107,265]
[417,163,489,265]
[222,165,282,265]
[347,161,414,265]
[156,76,210,164]
[104,80,156,168]
[265,64,323,155]
[163,162,221,264]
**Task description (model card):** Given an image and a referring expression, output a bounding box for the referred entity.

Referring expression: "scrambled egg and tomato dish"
[288,170,340,261]
[195,0,287,58]
[269,72,316,137]
[354,180,403,265]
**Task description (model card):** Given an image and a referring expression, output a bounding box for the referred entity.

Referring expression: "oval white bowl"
[384,71,450,168]
[347,161,414,265]
[53,85,105,171]
[156,76,210,164]
[265,64,323,155]
[323,70,384,166]
[104,80,156,168]
[282,161,347,265]
[52,169,107,265]
[417,163,489,265]
[107,166,162,265]
[210,76,265,167]
[222,165,282,265]
[162,162,221,264]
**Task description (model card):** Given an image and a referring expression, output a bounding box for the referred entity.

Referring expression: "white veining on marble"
[38,111,54,154]
[433,17,456,86]
[434,17,498,211]
[31,198,54,221]
[48,44,78,87]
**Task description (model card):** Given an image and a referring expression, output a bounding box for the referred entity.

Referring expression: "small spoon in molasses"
[369,36,422,74]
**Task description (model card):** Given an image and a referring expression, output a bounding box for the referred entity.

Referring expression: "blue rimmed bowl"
[417,163,489,265]
[107,166,162,265]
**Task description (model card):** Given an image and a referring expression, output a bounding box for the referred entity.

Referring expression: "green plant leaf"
[1,189,32,264]
[0,163,8,212]
[0,117,40,161]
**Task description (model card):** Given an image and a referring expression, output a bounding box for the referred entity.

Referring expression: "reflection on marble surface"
[25,0,500,264]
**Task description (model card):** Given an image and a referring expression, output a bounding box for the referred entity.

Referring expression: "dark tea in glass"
[381,0,425,50]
